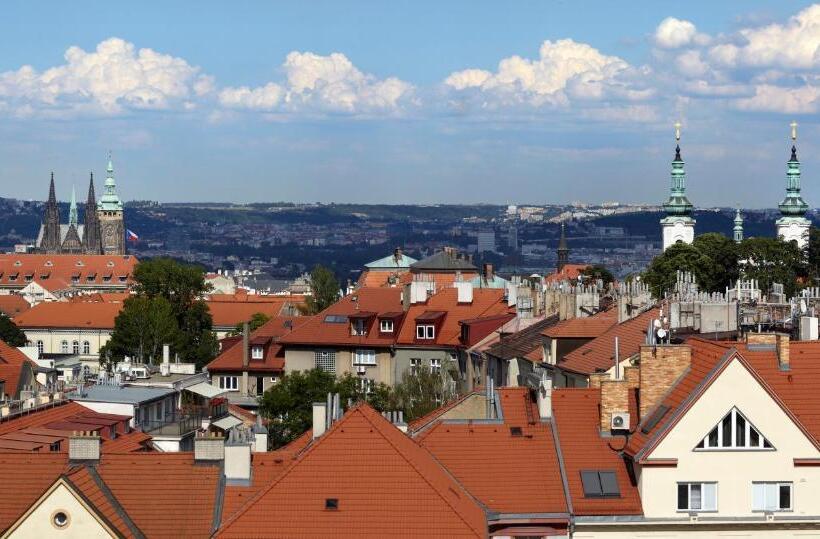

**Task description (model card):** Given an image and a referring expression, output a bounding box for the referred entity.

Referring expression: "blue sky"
[0,1,818,207]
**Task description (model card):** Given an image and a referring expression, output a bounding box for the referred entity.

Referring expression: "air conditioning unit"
[610,412,630,431]
[356,365,367,375]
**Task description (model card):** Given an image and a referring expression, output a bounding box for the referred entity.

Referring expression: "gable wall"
[7,482,114,539]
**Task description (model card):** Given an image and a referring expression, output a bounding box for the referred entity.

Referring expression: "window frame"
[352,349,376,366]
[219,376,239,391]
[695,407,774,451]
[315,350,337,374]
[676,482,718,512]
[36,340,44,355]
[416,324,435,340]
[430,358,442,374]
[351,319,367,336]
[379,319,394,333]
[752,482,793,512]
[60,340,69,353]
[82,341,91,355]
[410,358,422,376]
[72,340,80,355]
[251,345,264,360]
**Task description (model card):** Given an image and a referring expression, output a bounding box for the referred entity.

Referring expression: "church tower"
[557,222,569,272]
[660,122,695,250]
[82,173,103,254]
[39,173,61,254]
[98,154,125,255]
[775,122,810,250]
[733,208,744,244]
[61,186,83,253]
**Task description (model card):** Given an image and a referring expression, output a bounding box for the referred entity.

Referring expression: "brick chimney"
[746,332,790,371]
[194,432,225,462]
[69,431,100,462]
[776,333,790,371]
[483,263,494,284]
[639,344,691,419]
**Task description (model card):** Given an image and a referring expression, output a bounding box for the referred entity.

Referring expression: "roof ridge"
[83,465,145,539]
[63,466,144,539]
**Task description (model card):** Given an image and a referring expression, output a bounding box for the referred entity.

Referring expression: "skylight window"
[580,470,620,498]
[695,407,773,451]
[324,315,348,324]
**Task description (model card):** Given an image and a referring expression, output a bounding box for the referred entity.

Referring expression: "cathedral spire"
[68,185,78,227]
[775,121,810,249]
[82,172,102,254]
[47,173,57,204]
[39,172,62,253]
[99,151,123,211]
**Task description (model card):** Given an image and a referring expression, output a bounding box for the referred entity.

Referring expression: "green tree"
[175,301,219,367]
[691,233,740,292]
[390,366,458,421]
[806,226,820,284]
[228,312,271,336]
[642,243,713,298]
[303,265,341,315]
[738,237,806,297]
[100,296,178,369]
[132,258,212,317]
[0,314,26,347]
[579,264,615,286]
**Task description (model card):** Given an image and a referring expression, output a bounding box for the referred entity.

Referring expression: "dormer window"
[351,319,366,336]
[379,319,394,333]
[13,261,21,267]
[45,260,53,267]
[416,324,435,339]
[251,345,264,360]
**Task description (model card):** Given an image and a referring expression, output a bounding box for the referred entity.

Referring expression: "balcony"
[138,400,229,437]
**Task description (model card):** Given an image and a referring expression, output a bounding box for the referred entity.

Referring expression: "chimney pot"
[312,402,328,439]
[194,434,225,461]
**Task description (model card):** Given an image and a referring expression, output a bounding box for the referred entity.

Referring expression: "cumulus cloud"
[443,39,653,110]
[218,51,414,115]
[0,38,211,116]
[734,83,820,113]
[654,17,707,49]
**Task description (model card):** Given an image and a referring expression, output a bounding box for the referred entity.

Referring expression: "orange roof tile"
[418,388,569,515]
[64,466,140,538]
[542,310,617,339]
[559,308,659,375]
[0,295,30,318]
[544,264,589,284]
[207,316,309,373]
[0,254,136,289]
[14,301,123,329]
[218,403,487,538]
[0,453,67,532]
[0,340,37,398]
[206,300,297,328]
[552,388,643,515]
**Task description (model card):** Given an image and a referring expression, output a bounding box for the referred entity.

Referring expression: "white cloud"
[219,51,414,115]
[443,39,651,109]
[0,38,211,116]
[654,17,704,49]
[707,4,820,69]
[734,84,820,113]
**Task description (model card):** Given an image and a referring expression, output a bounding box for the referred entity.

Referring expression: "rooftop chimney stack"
[639,344,691,419]
[483,263,494,284]
[312,402,328,439]
[194,432,225,462]
[69,431,100,462]
[776,333,790,371]
[537,373,553,419]
[242,322,250,368]
[224,428,252,485]
[252,414,269,452]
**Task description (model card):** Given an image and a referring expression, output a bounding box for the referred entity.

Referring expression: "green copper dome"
[778,145,808,217]
[662,145,693,217]
[98,154,123,212]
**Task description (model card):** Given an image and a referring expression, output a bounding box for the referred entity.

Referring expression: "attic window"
[251,346,264,360]
[510,426,523,437]
[45,260,53,267]
[325,498,339,510]
[106,261,114,267]
[379,319,394,333]
[13,261,21,267]
[581,470,620,498]
[695,407,773,451]
[324,315,348,324]
[416,324,435,340]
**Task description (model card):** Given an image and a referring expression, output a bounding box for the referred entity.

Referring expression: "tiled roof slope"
[0,295,30,318]
[552,389,643,515]
[396,288,513,347]
[544,264,589,284]
[0,453,67,532]
[218,404,487,538]
[206,300,297,328]
[560,308,659,375]
[64,466,141,539]
[278,287,403,347]
[0,254,137,288]
[207,316,308,373]
[14,300,123,329]
[485,315,559,360]
[418,388,569,515]
[542,310,617,339]
[0,340,36,397]
[410,250,477,272]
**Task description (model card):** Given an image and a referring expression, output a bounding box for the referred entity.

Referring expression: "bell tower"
[97,153,126,255]
[660,122,696,250]
[775,122,810,250]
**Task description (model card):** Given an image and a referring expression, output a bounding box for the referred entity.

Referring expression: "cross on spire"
[790,120,798,142]
[674,121,682,142]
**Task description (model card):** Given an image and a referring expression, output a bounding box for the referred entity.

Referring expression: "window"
[353,349,376,366]
[580,470,621,498]
[357,377,374,395]
[410,358,421,376]
[416,324,435,339]
[695,408,772,450]
[752,482,792,512]
[430,358,441,374]
[251,345,264,359]
[36,340,44,355]
[351,319,366,336]
[60,340,69,353]
[72,341,80,355]
[315,350,336,374]
[379,319,394,333]
[325,498,339,510]
[218,376,238,391]
[82,341,90,355]
[677,482,717,512]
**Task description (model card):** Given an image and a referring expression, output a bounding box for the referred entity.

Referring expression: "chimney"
[224,429,252,485]
[599,379,629,431]
[483,263,494,284]
[162,345,170,364]
[639,345,691,419]
[776,333,790,371]
[252,415,268,452]
[69,431,100,462]
[242,322,250,367]
[537,374,553,419]
[746,332,790,370]
[312,402,327,439]
[194,432,225,462]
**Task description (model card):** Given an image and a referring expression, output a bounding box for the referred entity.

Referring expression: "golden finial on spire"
[790,120,798,142]
[674,121,682,142]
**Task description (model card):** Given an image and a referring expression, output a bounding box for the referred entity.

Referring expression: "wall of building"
[21,328,111,358]
[7,482,115,539]
[574,525,816,538]
[640,358,820,519]
[284,347,397,386]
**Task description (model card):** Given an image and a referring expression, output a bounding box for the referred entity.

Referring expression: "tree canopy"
[303,265,341,315]
[579,264,615,286]
[229,312,271,336]
[0,314,27,347]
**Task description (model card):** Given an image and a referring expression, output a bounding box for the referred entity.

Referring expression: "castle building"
[775,123,810,250]
[660,124,695,250]
[36,156,125,255]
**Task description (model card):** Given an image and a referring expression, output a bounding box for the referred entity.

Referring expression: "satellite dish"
[653,319,662,329]
[657,328,668,340]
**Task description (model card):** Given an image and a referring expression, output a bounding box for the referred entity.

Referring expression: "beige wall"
[21,328,111,358]
[284,347,396,386]
[573,526,820,538]
[6,482,115,538]
[640,357,820,519]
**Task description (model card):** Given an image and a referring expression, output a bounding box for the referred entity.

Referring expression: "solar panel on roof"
[640,404,670,434]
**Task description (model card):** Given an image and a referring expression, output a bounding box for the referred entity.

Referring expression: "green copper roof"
[68,185,78,227]
[364,252,418,269]
[733,208,744,243]
[662,145,693,217]
[778,145,809,217]
[98,154,123,211]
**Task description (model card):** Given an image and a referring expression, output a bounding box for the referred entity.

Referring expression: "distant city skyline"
[1,1,819,208]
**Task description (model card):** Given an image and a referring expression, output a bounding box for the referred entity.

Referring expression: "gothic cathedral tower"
[82,172,103,254]
[98,155,125,255]
[40,173,61,253]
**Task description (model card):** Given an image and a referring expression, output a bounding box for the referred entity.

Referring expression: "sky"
[1,1,819,208]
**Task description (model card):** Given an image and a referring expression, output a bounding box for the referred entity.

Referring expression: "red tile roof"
[0,453,67,531]
[552,388,643,515]
[0,254,136,289]
[542,310,617,339]
[63,465,140,538]
[207,316,309,373]
[0,295,30,318]
[279,287,404,347]
[418,388,569,515]
[544,264,590,284]
[396,287,514,347]
[559,308,659,375]
[14,300,124,329]
[206,299,298,328]
[217,403,487,538]
[0,340,37,398]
